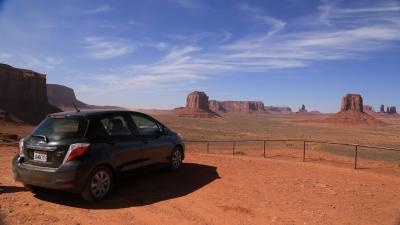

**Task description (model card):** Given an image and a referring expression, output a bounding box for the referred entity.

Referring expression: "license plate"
[33,151,47,162]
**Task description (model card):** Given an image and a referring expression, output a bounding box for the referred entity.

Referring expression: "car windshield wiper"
[32,135,49,143]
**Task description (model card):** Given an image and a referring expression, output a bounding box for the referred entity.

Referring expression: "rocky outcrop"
[341,94,363,112]
[47,84,124,111]
[265,106,292,114]
[176,91,220,118]
[317,94,385,125]
[0,63,60,124]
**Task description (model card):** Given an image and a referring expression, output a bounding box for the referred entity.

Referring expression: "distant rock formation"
[388,106,397,114]
[296,104,307,113]
[363,105,373,112]
[47,84,123,111]
[265,106,292,114]
[0,63,60,124]
[209,100,266,114]
[380,105,385,113]
[176,91,220,118]
[318,94,385,125]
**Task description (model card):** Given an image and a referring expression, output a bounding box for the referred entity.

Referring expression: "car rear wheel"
[81,166,113,202]
[168,147,183,170]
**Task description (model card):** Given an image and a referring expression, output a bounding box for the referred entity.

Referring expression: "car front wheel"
[168,147,183,170]
[81,166,113,202]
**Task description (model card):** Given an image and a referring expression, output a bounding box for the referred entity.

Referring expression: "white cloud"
[84,37,135,59]
[85,5,114,14]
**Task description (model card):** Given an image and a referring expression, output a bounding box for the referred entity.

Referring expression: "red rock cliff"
[0,63,60,124]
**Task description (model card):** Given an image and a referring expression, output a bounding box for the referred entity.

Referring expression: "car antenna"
[72,102,80,112]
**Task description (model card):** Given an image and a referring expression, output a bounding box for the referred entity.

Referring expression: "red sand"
[1,145,399,225]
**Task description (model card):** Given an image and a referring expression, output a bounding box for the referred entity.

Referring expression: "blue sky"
[0,0,400,112]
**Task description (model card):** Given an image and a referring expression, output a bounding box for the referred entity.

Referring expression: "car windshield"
[31,116,87,141]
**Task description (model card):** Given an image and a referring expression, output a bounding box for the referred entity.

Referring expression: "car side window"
[131,114,161,136]
[99,115,132,137]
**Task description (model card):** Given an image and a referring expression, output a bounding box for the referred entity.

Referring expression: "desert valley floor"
[1,113,400,225]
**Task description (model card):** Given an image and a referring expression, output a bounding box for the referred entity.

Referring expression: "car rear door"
[129,113,173,165]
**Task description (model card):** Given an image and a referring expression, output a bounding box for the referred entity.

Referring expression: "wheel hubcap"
[171,150,182,168]
[90,170,111,199]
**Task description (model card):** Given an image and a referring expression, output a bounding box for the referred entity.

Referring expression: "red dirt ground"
[1,145,400,225]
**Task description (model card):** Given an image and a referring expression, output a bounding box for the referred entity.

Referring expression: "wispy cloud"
[0,53,62,71]
[238,2,261,14]
[168,0,203,9]
[84,37,135,59]
[78,1,400,98]
[85,4,114,14]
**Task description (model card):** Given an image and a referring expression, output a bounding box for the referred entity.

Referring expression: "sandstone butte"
[319,94,385,125]
[175,91,221,118]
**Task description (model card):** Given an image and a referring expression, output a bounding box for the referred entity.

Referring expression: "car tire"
[23,184,44,194]
[168,147,183,170]
[80,165,113,203]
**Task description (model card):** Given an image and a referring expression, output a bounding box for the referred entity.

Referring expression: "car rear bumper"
[12,155,82,193]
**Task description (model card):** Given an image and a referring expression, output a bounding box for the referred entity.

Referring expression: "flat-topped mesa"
[265,106,292,114]
[341,94,363,112]
[47,84,89,110]
[208,100,266,113]
[219,101,265,113]
[0,63,60,124]
[209,100,226,113]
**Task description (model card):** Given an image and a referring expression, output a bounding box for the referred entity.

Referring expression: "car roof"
[50,109,139,117]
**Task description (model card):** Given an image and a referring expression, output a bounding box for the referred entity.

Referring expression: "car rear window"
[31,116,87,141]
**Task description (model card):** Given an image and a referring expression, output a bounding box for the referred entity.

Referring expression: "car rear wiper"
[32,135,49,143]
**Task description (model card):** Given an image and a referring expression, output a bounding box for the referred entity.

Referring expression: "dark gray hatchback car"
[12,109,185,202]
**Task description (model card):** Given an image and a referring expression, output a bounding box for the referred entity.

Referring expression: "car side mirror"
[160,126,168,135]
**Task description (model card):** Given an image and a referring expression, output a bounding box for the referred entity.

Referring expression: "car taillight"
[64,143,90,163]
[19,139,24,157]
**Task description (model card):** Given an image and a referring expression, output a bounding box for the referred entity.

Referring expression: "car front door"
[129,113,173,165]
[89,114,147,172]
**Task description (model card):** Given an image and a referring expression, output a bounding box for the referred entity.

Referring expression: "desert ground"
[1,113,400,225]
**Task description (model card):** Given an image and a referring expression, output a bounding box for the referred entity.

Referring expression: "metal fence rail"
[184,139,400,169]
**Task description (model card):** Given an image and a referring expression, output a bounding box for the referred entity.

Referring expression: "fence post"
[263,140,266,158]
[207,141,210,153]
[354,145,358,169]
[303,141,306,162]
[233,141,236,155]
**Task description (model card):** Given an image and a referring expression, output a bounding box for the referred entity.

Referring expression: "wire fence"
[184,139,400,169]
